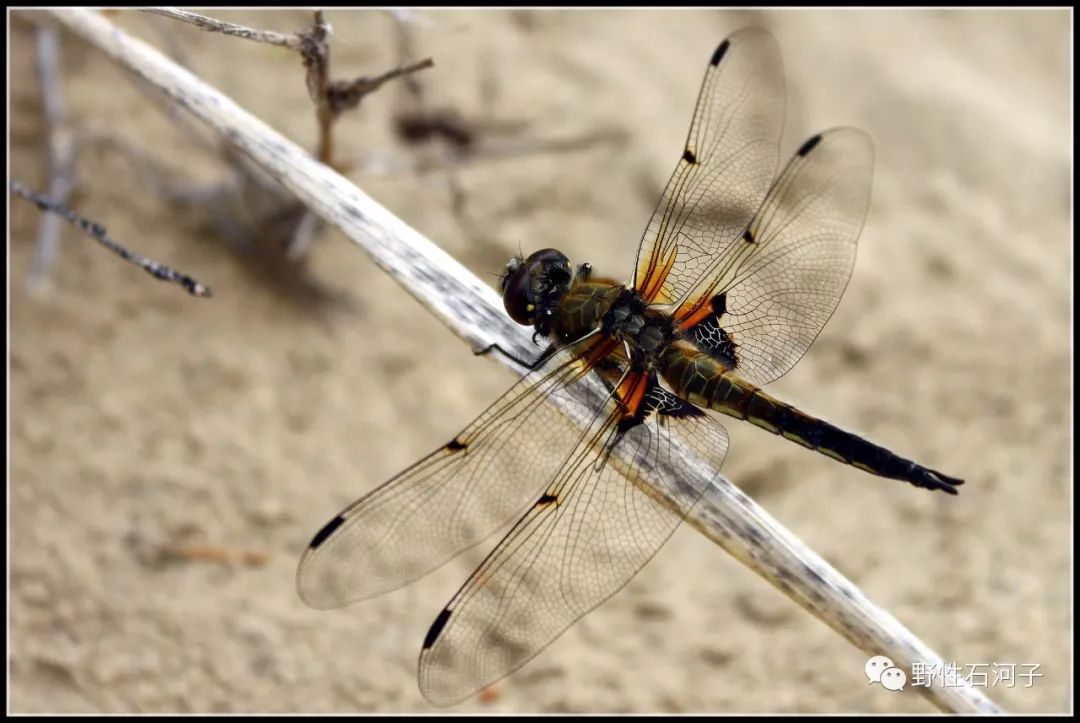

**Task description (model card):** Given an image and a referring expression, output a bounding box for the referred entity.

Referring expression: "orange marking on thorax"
[615,371,649,417]
[580,337,620,371]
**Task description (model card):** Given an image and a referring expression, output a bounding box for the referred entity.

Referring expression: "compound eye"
[527,248,570,280]
[502,262,534,326]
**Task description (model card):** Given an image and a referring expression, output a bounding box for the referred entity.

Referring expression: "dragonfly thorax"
[602,289,674,370]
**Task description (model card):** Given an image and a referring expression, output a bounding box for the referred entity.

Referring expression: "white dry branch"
[43,8,1001,715]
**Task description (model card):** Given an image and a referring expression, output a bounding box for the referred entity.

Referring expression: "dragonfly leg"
[473,341,558,372]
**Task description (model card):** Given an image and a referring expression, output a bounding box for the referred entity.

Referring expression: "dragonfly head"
[501,248,572,334]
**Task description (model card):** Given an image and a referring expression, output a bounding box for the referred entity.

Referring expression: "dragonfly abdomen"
[662,346,962,494]
[742,387,963,494]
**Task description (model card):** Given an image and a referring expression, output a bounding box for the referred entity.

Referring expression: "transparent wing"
[634,28,785,305]
[417,378,729,706]
[296,335,622,609]
[673,128,875,386]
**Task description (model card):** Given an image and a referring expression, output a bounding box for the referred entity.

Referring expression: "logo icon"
[866,655,906,693]
[881,666,907,691]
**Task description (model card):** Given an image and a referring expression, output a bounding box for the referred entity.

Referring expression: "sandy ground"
[8,9,1071,714]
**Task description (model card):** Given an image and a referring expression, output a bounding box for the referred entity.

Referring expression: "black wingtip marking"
[682,148,698,164]
[423,608,452,649]
[309,515,346,549]
[797,134,823,157]
[446,437,467,451]
[710,39,730,66]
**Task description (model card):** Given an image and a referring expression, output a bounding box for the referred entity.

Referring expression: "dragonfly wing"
[418,376,729,706]
[634,28,785,305]
[296,335,621,609]
[674,127,875,386]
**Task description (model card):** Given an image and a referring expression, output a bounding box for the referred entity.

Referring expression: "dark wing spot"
[536,493,559,507]
[309,515,346,549]
[797,134,823,157]
[446,437,467,451]
[742,228,755,243]
[710,292,727,316]
[682,148,698,164]
[710,39,730,66]
[423,608,452,649]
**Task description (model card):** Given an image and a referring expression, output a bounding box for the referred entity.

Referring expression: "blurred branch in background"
[33,8,1000,714]
[25,24,77,294]
[373,10,628,178]
[383,10,629,267]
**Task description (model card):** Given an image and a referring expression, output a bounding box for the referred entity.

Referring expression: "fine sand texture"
[9,9,1071,713]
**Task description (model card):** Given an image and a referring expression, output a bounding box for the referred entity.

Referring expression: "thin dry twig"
[125,525,270,568]
[140,7,301,49]
[42,9,1000,713]
[11,179,212,298]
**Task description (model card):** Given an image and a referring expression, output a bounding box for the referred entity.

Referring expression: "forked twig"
[11,179,212,298]
[142,7,432,268]
[326,58,435,116]
[43,9,999,714]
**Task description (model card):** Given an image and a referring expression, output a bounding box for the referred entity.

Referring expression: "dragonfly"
[296,28,964,707]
